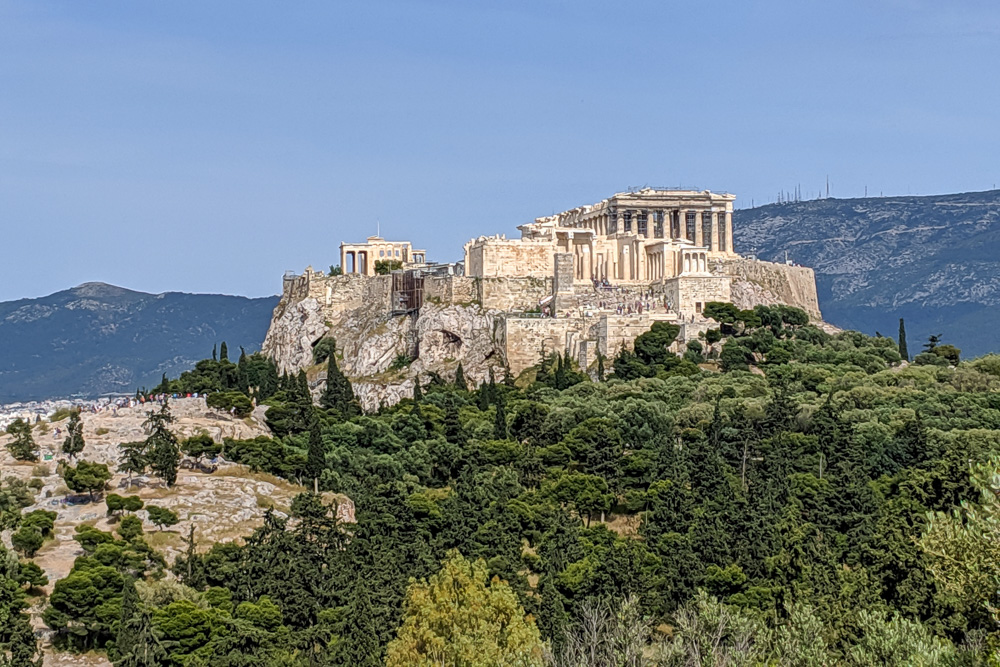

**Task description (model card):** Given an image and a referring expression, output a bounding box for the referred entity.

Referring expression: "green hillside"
[734,189,1000,356]
[0,282,278,402]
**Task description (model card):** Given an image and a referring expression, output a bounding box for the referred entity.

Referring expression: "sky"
[2,0,1000,301]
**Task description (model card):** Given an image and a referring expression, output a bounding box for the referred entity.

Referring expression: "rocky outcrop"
[264,290,507,410]
[261,297,330,374]
[714,257,822,321]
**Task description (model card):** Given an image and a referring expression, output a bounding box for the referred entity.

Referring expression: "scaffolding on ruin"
[391,270,424,316]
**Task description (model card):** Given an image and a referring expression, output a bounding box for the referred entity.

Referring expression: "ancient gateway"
[264,188,821,409]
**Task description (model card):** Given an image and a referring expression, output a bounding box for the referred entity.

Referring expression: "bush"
[118,515,144,541]
[390,354,413,371]
[206,392,254,418]
[913,352,948,367]
[181,434,221,460]
[21,510,56,536]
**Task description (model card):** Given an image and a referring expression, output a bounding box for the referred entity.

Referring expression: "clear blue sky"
[2,0,999,301]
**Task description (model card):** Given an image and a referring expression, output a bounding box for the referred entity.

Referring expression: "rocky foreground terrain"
[0,283,278,403]
[0,398,341,667]
[734,189,1000,356]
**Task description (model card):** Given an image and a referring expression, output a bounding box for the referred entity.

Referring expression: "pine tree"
[219,341,228,362]
[898,318,909,362]
[62,410,85,461]
[494,391,508,440]
[454,363,468,391]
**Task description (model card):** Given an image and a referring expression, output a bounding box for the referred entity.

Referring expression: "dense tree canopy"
[47,312,1000,663]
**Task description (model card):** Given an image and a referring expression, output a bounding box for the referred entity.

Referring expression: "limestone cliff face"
[714,257,823,321]
[263,291,505,411]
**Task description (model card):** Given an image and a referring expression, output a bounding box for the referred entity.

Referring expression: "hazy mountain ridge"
[734,190,1000,356]
[0,283,278,403]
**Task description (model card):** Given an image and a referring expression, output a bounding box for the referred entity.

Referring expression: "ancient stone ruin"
[263,188,822,409]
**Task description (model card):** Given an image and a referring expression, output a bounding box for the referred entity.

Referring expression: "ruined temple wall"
[502,316,601,375]
[478,277,553,312]
[467,240,554,279]
[712,258,821,320]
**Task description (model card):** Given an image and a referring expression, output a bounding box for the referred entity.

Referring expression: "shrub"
[118,515,144,541]
[390,354,413,371]
[21,509,56,536]
[206,392,254,418]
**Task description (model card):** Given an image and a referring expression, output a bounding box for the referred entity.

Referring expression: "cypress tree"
[494,391,508,440]
[307,418,325,493]
[8,610,42,667]
[320,342,359,419]
[413,375,423,402]
[144,403,179,487]
[898,318,909,362]
[444,399,465,446]
[212,343,217,361]
[114,576,164,666]
[503,366,515,387]
[219,341,228,362]
[454,362,468,391]
[554,353,567,390]
[596,350,606,382]
[62,410,85,460]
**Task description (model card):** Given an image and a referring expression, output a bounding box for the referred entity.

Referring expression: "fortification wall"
[424,276,478,305]
[600,313,678,356]
[713,258,821,320]
[478,277,552,311]
[502,316,601,375]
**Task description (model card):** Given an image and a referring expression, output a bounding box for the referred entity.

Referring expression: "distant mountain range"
[734,189,1000,357]
[0,283,278,403]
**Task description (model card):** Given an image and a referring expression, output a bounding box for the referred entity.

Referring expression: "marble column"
[695,212,705,247]
[726,212,734,253]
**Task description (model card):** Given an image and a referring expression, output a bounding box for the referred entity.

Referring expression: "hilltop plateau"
[0,284,279,404]
[734,189,1000,356]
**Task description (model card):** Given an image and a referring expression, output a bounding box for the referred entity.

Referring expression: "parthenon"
[464,188,736,284]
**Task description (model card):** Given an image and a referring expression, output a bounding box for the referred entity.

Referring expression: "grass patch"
[95,427,110,436]
[144,529,183,551]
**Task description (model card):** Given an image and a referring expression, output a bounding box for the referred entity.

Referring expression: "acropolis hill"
[263,188,821,409]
